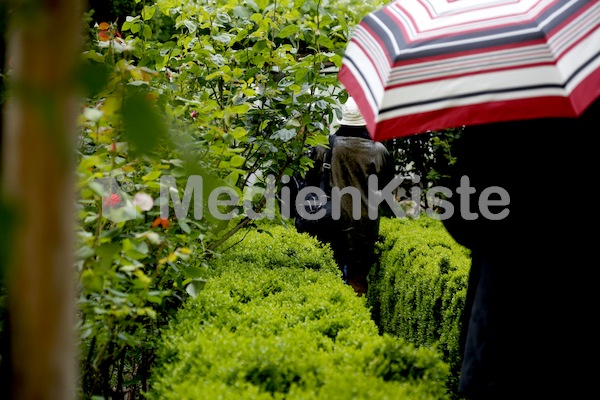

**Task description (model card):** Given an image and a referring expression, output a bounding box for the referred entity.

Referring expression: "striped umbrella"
[338,0,600,141]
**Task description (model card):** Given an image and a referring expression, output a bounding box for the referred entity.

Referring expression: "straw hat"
[340,97,366,126]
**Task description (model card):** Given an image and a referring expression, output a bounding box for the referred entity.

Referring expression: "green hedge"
[148,224,451,399]
[368,216,471,396]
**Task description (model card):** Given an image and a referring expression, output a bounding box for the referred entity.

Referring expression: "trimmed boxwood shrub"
[147,224,451,399]
[368,216,471,397]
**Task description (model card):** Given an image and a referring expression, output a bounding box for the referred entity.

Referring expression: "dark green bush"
[369,216,471,397]
[148,224,450,399]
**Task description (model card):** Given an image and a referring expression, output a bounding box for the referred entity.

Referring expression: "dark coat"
[440,97,599,399]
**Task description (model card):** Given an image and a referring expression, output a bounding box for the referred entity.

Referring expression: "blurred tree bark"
[1,0,82,398]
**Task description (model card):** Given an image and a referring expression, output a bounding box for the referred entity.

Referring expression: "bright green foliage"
[205,222,341,275]
[75,0,385,397]
[148,224,451,399]
[368,216,471,397]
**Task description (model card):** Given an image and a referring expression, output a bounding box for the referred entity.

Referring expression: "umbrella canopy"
[338,0,600,141]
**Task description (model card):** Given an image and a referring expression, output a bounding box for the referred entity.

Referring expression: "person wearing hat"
[302,96,395,295]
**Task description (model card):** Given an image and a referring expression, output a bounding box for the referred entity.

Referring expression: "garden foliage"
[0,0,471,398]
[368,216,471,397]
[75,0,386,397]
[148,224,451,399]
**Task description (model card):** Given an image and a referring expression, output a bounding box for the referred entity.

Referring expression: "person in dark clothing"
[304,97,395,296]
[440,96,599,399]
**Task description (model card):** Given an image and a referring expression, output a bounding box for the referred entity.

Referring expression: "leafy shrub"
[74,0,466,397]
[368,216,471,397]
[75,0,385,397]
[148,225,451,399]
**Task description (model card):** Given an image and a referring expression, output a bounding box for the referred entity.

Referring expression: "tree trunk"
[2,0,82,398]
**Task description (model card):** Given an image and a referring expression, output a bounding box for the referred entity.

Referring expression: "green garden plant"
[75,0,385,397]
[148,224,451,399]
[369,216,471,397]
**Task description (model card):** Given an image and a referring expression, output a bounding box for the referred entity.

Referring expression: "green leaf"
[122,91,168,155]
[96,243,121,269]
[225,171,240,186]
[250,13,262,23]
[147,295,163,304]
[230,104,250,114]
[142,5,156,20]
[217,160,230,169]
[183,266,204,279]
[277,25,299,38]
[157,0,178,14]
[213,34,232,44]
[183,20,197,33]
[75,245,95,261]
[245,0,259,12]
[216,11,231,24]
[143,25,152,39]
[142,170,161,181]
[178,220,191,234]
[230,126,247,139]
[230,155,246,168]
[146,181,161,190]
[134,269,152,286]
[80,51,105,63]
[122,238,148,260]
[134,241,149,255]
[119,265,139,273]
[295,67,308,82]
[117,332,139,344]
[185,279,207,298]
[255,0,268,10]
[317,35,335,49]
[233,6,252,18]
[81,270,103,292]
[77,61,111,98]
[271,128,296,142]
